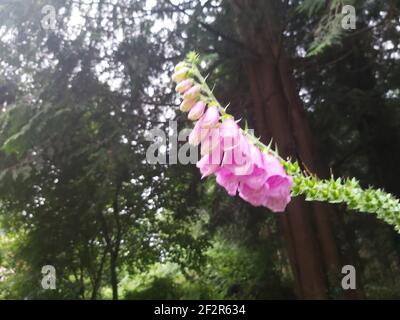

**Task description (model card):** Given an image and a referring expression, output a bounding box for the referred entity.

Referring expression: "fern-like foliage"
[297,0,326,18]
[298,0,356,56]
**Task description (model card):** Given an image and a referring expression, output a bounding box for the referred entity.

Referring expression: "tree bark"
[230,0,362,299]
[110,251,119,300]
[110,181,122,300]
[91,250,107,300]
[97,207,120,300]
[245,58,329,299]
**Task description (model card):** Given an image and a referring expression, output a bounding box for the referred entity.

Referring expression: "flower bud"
[179,99,196,112]
[172,68,189,83]
[175,79,193,94]
[174,62,186,72]
[188,101,206,121]
[183,85,201,101]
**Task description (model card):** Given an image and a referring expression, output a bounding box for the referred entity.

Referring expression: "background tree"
[1,0,400,299]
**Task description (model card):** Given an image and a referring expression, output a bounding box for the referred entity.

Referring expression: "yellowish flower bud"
[172,68,189,83]
[183,85,201,100]
[174,62,186,72]
[175,79,193,94]
[180,99,196,112]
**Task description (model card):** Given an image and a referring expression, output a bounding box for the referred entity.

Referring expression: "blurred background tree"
[0,0,400,299]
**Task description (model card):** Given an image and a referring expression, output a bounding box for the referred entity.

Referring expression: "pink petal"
[200,128,221,156]
[222,134,254,176]
[196,148,223,179]
[189,117,210,146]
[201,106,220,129]
[188,101,206,121]
[215,167,239,196]
[238,183,268,207]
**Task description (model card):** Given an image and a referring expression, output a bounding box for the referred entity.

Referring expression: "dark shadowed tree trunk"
[110,251,119,300]
[91,250,107,300]
[231,0,364,299]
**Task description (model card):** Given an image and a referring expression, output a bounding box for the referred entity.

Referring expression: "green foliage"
[200,238,294,299]
[297,0,326,18]
[120,237,295,300]
[1,0,400,300]
[297,0,356,56]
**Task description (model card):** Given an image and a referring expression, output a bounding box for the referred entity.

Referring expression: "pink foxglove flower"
[238,183,269,207]
[221,133,254,176]
[200,128,221,156]
[220,118,241,150]
[172,60,293,213]
[262,153,293,212]
[240,145,268,190]
[176,79,193,94]
[188,101,206,121]
[215,167,240,196]
[201,106,220,129]
[196,147,223,179]
[220,119,253,175]
[189,116,209,146]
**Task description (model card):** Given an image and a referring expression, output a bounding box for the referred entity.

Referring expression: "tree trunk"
[110,251,119,300]
[91,250,107,300]
[97,207,120,300]
[231,0,363,299]
[245,56,329,299]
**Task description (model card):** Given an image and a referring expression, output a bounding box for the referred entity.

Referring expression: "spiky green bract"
[283,161,400,233]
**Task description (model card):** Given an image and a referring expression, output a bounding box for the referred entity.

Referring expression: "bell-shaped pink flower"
[239,144,268,189]
[220,119,254,175]
[176,79,193,94]
[183,85,201,101]
[189,117,209,146]
[221,134,254,176]
[188,101,206,121]
[240,166,268,190]
[220,118,241,151]
[238,183,269,207]
[200,128,221,156]
[215,167,240,196]
[196,147,223,179]
[201,106,220,129]
[262,153,293,212]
